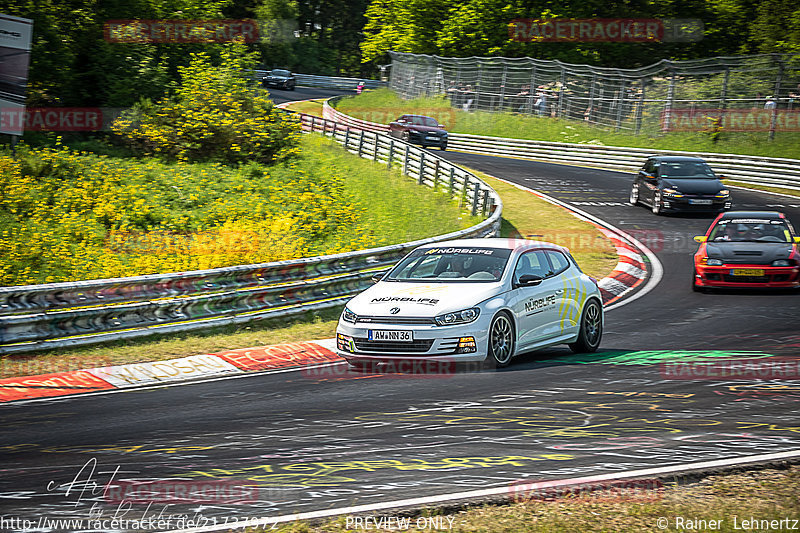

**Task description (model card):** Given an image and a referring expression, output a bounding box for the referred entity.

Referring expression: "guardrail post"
[344,127,350,149]
[387,140,394,169]
[358,130,365,156]
[418,152,426,184]
[310,115,316,132]
[433,159,440,190]
[373,133,380,160]
[471,182,480,216]
[449,167,455,197]
[402,146,410,175]
[481,190,490,216]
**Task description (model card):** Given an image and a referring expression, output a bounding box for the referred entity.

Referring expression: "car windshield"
[406,116,439,127]
[271,69,290,76]
[709,218,794,243]
[385,247,512,282]
[659,161,716,178]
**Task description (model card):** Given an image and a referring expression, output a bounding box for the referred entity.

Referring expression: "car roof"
[718,211,784,220]
[402,114,436,120]
[417,238,570,253]
[648,155,707,162]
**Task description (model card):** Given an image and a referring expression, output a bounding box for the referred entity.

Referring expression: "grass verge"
[0,134,475,286]
[283,99,324,116]
[724,179,800,198]
[337,89,800,160]
[252,465,800,532]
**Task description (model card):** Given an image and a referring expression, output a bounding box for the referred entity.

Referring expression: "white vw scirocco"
[336,238,604,368]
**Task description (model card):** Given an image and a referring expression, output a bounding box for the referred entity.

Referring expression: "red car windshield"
[709,218,794,243]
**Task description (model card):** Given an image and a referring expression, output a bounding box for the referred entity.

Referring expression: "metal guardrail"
[323,99,800,191]
[254,71,385,90]
[0,114,501,354]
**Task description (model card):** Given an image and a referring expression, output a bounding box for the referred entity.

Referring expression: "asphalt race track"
[1,92,800,530]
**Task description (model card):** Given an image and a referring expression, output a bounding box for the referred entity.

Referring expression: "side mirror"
[693,236,707,243]
[794,236,800,244]
[517,274,544,287]
[718,174,726,179]
[371,272,385,283]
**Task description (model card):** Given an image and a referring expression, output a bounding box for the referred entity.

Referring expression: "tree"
[112,42,300,164]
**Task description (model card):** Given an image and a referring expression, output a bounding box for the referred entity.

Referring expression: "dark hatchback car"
[262,69,296,90]
[629,156,732,215]
[388,115,448,150]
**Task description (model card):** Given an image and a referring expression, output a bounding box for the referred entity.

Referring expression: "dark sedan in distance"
[629,155,732,215]
[692,211,800,291]
[388,115,448,150]
[262,69,296,90]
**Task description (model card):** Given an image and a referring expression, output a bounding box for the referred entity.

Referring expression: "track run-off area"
[1,88,800,531]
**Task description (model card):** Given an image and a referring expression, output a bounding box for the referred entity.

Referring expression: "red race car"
[692,210,800,291]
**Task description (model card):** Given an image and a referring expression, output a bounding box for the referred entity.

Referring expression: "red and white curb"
[0,339,339,404]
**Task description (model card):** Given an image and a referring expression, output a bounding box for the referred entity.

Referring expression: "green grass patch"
[284,99,324,116]
[337,89,800,160]
[724,179,800,198]
[0,134,477,286]
[254,466,800,532]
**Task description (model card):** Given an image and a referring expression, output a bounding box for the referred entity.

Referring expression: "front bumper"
[661,195,730,212]
[335,319,489,363]
[407,131,448,147]
[695,263,800,288]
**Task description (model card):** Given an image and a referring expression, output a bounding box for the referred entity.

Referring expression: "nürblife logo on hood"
[370,296,439,305]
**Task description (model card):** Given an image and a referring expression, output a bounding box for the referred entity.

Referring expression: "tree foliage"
[361,0,800,67]
[112,43,300,164]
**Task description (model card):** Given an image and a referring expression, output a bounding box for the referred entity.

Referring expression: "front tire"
[486,313,515,368]
[629,183,640,206]
[440,142,447,151]
[652,191,664,216]
[569,299,603,354]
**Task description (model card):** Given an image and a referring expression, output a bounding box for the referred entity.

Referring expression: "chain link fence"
[388,52,800,138]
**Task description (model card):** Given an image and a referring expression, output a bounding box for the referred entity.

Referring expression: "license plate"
[369,330,413,342]
[689,199,713,205]
[730,269,765,276]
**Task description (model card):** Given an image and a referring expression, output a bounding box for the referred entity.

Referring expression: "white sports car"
[336,238,604,368]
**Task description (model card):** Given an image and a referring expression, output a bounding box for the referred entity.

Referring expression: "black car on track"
[262,69,296,91]
[629,156,732,215]
[388,114,448,150]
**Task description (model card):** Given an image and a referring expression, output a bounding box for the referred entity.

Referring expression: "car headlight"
[772,259,792,267]
[341,307,357,323]
[716,189,730,197]
[434,307,480,326]
[662,188,682,197]
[706,258,724,266]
